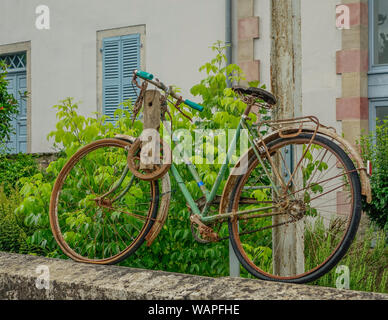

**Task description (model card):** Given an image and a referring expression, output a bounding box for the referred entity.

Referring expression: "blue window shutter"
[16,74,27,153]
[121,34,140,103]
[5,75,17,152]
[5,72,27,154]
[102,36,121,121]
[102,34,140,122]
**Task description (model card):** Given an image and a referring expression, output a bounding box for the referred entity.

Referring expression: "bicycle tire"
[228,133,362,283]
[49,138,159,265]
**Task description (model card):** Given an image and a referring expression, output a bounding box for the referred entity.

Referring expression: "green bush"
[0,153,40,195]
[359,119,388,234]
[0,186,45,255]
[0,186,24,252]
[0,214,26,253]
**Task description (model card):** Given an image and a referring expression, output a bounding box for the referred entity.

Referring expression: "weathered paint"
[270,0,304,277]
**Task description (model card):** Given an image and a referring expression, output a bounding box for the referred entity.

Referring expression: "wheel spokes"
[52,141,157,263]
[231,136,357,279]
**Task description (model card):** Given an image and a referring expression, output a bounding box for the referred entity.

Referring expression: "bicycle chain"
[98,186,290,243]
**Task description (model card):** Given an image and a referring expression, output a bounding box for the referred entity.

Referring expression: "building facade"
[0,0,386,153]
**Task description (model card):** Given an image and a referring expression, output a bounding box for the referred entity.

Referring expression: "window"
[369,100,388,132]
[0,52,27,71]
[370,0,388,72]
[102,33,141,121]
[0,52,28,153]
[369,1,388,132]
[373,0,388,66]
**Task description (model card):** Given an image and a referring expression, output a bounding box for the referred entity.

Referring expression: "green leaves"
[252,189,268,202]
[0,153,40,195]
[359,119,388,234]
[47,97,140,153]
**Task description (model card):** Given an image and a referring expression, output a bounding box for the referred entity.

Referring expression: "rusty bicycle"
[49,70,371,283]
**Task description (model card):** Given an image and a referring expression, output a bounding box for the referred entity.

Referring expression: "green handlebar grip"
[184,99,204,112]
[136,70,154,80]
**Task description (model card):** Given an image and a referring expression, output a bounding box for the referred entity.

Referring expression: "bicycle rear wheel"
[228,133,361,283]
[49,138,159,264]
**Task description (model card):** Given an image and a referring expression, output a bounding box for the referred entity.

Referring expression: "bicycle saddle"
[232,86,277,106]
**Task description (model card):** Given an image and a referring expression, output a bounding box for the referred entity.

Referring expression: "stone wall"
[336,0,369,145]
[0,252,387,300]
[32,152,59,170]
[3,152,59,171]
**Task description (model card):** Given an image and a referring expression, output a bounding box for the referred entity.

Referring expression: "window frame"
[369,0,388,74]
[369,99,388,133]
[0,41,31,153]
[97,25,146,116]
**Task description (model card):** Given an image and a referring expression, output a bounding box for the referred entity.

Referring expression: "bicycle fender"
[280,125,371,204]
[114,134,137,144]
[146,172,171,246]
[114,135,171,246]
[219,126,371,216]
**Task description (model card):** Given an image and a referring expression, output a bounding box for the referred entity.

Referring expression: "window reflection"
[376,106,388,126]
[375,0,388,65]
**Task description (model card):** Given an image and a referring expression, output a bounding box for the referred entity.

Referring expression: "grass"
[308,225,388,293]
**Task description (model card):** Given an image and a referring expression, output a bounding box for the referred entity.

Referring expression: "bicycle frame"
[122,73,289,224]
[165,116,283,223]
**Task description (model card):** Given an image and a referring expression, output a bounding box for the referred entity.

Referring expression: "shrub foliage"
[359,119,388,234]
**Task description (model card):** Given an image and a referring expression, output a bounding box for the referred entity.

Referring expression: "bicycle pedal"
[190,215,220,242]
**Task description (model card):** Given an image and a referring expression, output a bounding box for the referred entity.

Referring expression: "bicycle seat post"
[242,96,256,118]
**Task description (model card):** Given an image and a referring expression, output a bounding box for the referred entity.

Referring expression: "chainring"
[127,138,171,181]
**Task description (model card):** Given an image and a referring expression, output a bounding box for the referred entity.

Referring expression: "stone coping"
[0,252,387,300]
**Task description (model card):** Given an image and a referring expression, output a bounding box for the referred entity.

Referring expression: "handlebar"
[183,99,204,112]
[135,70,154,81]
[135,70,204,112]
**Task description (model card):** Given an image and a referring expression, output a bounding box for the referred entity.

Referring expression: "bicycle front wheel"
[49,138,159,264]
[228,133,361,283]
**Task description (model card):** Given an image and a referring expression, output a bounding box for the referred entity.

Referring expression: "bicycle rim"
[228,134,361,283]
[49,138,159,264]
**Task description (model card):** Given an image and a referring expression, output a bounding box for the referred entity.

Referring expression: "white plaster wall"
[0,0,226,152]
[301,0,342,132]
[253,0,342,131]
[0,0,344,152]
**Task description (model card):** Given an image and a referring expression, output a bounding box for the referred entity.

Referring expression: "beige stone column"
[336,0,369,145]
[237,0,260,84]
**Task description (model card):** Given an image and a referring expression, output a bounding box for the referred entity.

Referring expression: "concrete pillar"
[270,0,305,276]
